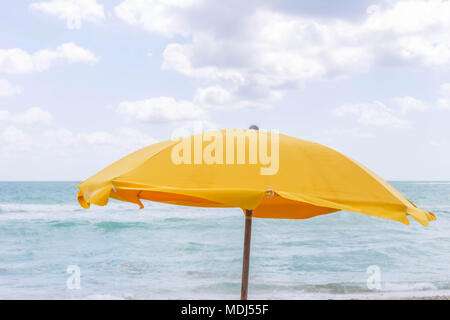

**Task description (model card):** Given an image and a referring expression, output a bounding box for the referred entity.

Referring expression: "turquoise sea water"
[0,181,449,299]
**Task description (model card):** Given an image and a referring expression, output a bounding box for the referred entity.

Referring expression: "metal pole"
[240,209,253,300]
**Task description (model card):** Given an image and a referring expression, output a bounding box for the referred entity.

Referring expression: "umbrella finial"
[249,124,259,130]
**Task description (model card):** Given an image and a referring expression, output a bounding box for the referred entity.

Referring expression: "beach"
[0,181,449,300]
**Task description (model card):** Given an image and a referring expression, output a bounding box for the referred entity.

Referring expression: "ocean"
[0,181,449,299]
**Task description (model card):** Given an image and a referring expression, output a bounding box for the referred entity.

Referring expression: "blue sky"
[0,0,449,180]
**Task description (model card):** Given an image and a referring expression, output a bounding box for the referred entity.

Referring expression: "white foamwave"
[0,202,241,222]
[383,281,437,292]
[83,294,126,300]
[407,182,450,185]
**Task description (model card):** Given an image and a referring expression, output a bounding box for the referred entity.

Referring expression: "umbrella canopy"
[77,129,435,299]
[78,129,435,226]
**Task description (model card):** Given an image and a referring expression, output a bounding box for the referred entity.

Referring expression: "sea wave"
[1,181,449,300]
[0,202,241,222]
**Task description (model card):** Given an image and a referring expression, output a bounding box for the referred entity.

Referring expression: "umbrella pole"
[240,209,253,300]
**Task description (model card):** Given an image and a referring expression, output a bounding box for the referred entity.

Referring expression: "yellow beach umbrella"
[77,129,435,299]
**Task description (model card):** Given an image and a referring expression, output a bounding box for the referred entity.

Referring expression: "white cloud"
[438,98,450,110]
[194,86,233,107]
[116,0,450,108]
[332,101,410,128]
[305,127,374,148]
[114,0,203,37]
[160,12,372,88]
[78,131,114,145]
[364,1,450,66]
[323,128,374,139]
[0,107,52,125]
[1,126,28,145]
[117,96,207,122]
[438,82,450,110]
[53,42,98,63]
[194,85,282,109]
[30,0,105,29]
[42,127,158,149]
[2,126,158,156]
[42,128,77,146]
[394,96,428,114]
[0,42,98,74]
[161,42,246,83]
[0,79,22,97]
[0,125,160,180]
[116,127,158,146]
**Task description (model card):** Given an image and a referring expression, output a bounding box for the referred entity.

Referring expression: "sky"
[0,0,449,181]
